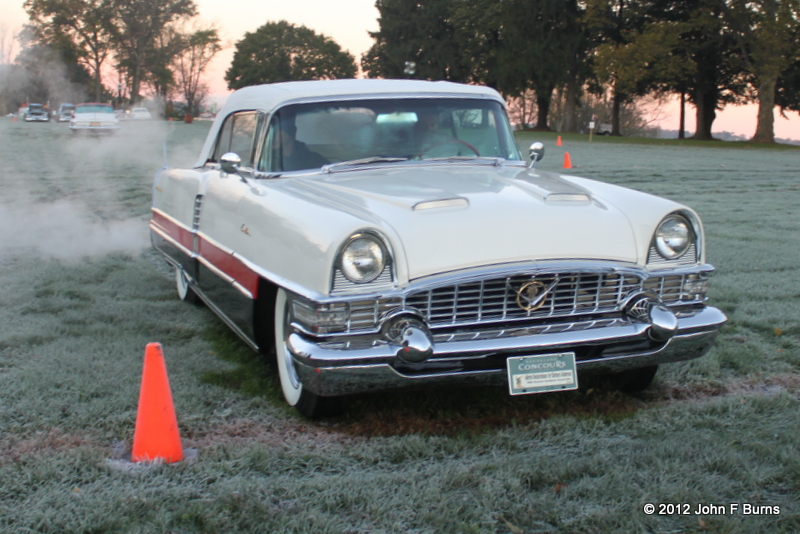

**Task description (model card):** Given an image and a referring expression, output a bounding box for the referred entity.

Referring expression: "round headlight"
[340,236,385,283]
[655,214,693,259]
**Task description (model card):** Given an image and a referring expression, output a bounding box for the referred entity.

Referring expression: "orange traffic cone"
[131,343,183,463]
[557,135,562,146]
[563,152,572,169]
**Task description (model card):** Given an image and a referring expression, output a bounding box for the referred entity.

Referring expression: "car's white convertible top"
[196,79,505,168]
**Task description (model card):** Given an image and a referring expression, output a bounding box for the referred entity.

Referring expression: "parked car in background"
[24,103,50,122]
[56,103,76,122]
[70,103,120,134]
[596,123,613,135]
[130,107,152,120]
[150,79,726,418]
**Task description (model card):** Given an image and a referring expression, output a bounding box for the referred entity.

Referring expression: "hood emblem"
[513,276,560,311]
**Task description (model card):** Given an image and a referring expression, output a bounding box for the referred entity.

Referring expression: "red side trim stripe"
[151,210,259,298]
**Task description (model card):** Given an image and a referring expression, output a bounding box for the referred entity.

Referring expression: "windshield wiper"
[422,156,509,167]
[321,156,408,174]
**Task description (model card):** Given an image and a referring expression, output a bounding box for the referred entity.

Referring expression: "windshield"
[76,104,114,114]
[258,98,522,173]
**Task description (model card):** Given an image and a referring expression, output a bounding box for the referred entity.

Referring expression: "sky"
[3,0,799,141]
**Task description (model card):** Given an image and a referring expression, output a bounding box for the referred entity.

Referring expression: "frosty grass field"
[0,117,798,533]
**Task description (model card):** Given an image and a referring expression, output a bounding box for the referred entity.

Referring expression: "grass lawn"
[0,119,798,533]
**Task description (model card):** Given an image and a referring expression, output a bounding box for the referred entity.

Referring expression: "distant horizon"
[3,0,799,141]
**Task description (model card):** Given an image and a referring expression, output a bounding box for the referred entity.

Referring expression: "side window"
[211,111,258,166]
[259,115,281,172]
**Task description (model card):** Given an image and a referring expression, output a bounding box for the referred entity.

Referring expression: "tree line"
[362,0,800,142]
[1,0,220,116]
[6,0,799,142]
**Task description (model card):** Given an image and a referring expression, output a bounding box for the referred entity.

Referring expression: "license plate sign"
[507,352,578,395]
[90,122,100,127]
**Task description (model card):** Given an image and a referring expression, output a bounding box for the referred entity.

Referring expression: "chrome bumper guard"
[288,306,727,397]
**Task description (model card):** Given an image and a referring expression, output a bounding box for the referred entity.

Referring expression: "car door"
[195,110,263,341]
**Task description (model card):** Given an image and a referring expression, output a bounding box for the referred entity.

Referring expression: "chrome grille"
[647,243,697,267]
[335,270,709,334]
[643,273,702,303]
[347,297,403,331]
[406,272,643,328]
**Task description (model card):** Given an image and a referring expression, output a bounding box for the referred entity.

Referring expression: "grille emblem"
[514,277,559,311]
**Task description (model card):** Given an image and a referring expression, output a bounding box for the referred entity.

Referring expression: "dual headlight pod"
[654,213,695,260]
[339,233,388,284]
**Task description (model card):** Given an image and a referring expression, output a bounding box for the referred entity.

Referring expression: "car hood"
[289,163,649,281]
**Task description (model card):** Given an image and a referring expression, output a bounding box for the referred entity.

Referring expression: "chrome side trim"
[196,255,254,299]
[150,223,193,258]
[152,248,259,352]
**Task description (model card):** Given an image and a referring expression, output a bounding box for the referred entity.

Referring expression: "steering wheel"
[418,139,480,158]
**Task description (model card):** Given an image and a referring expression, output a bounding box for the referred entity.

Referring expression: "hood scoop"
[545,192,591,204]
[413,197,469,211]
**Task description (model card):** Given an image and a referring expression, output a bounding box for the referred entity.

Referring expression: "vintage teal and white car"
[70,103,120,134]
[150,79,726,418]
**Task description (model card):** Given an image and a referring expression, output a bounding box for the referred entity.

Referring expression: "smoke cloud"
[1,107,209,262]
[0,200,149,260]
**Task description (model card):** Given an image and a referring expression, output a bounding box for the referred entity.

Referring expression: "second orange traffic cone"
[563,152,573,169]
[557,135,562,146]
[131,343,183,463]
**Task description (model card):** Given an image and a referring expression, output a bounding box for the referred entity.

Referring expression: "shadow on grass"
[198,325,649,437]
[197,324,285,408]
[334,380,646,437]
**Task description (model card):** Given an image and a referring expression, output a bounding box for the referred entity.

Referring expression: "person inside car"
[278,116,329,171]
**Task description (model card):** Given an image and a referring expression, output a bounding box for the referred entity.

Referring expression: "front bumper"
[70,124,120,132]
[288,306,727,396]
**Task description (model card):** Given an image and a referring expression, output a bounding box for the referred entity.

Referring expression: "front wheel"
[274,289,344,418]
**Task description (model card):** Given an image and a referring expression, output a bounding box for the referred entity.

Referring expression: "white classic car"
[130,107,153,120]
[150,79,726,418]
[70,103,120,134]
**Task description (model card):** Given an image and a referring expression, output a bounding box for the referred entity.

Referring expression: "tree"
[13,26,92,107]
[107,0,196,104]
[1,23,19,64]
[492,0,585,131]
[776,54,800,115]
[645,0,749,140]
[362,0,469,81]
[173,25,220,116]
[142,27,183,105]
[24,0,114,101]
[724,0,800,142]
[585,0,656,136]
[225,20,356,89]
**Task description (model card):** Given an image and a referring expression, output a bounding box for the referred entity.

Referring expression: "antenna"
[162,140,169,168]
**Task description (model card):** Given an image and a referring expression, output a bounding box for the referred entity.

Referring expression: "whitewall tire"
[274,288,345,418]
[175,266,201,305]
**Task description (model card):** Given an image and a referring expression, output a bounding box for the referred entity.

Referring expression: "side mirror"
[220,152,242,175]
[528,142,545,168]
